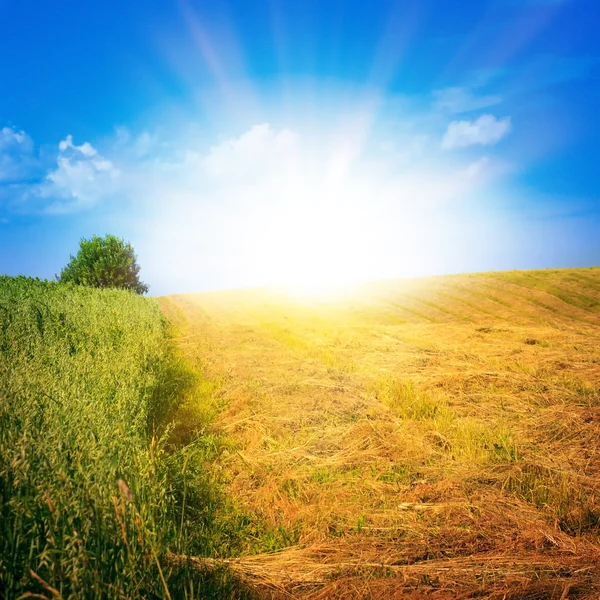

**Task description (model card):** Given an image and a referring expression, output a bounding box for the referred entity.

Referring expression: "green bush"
[58,234,149,294]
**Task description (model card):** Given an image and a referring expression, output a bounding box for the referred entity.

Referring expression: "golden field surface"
[159,268,600,599]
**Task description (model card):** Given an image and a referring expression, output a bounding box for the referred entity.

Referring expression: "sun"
[256,192,377,296]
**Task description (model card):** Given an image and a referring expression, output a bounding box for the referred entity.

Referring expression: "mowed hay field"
[160,268,600,599]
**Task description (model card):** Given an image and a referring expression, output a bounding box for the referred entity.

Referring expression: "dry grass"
[159,268,600,598]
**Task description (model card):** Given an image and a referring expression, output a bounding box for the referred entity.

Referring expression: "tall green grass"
[0,277,254,599]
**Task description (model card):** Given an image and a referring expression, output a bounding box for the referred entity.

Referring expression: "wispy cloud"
[432,87,503,114]
[0,127,37,183]
[442,115,512,150]
[0,127,33,152]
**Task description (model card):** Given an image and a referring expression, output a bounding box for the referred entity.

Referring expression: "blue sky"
[1,0,599,294]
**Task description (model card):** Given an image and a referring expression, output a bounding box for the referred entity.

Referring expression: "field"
[159,268,600,598]
[2,268,600,599]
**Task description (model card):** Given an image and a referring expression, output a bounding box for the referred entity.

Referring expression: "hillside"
[160,268,600,599]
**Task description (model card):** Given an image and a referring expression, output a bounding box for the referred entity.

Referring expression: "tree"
[58,234,149,294]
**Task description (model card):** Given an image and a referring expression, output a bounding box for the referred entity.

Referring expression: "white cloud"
[40,136,120,213]
[0,127,34,152]
[58,134,97,157]
[202,123,300,179]
[442,115,512,150]
[432,87,503,114]
[0,126,36,182]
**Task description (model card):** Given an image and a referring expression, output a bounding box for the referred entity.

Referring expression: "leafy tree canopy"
[58,234,149,294]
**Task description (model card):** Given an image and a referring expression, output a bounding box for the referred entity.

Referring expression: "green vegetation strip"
[0,277,255,599]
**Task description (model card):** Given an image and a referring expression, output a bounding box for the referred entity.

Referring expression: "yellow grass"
[159,268,600,598]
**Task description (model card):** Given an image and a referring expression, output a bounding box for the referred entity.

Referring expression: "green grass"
[0,276,257,599]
